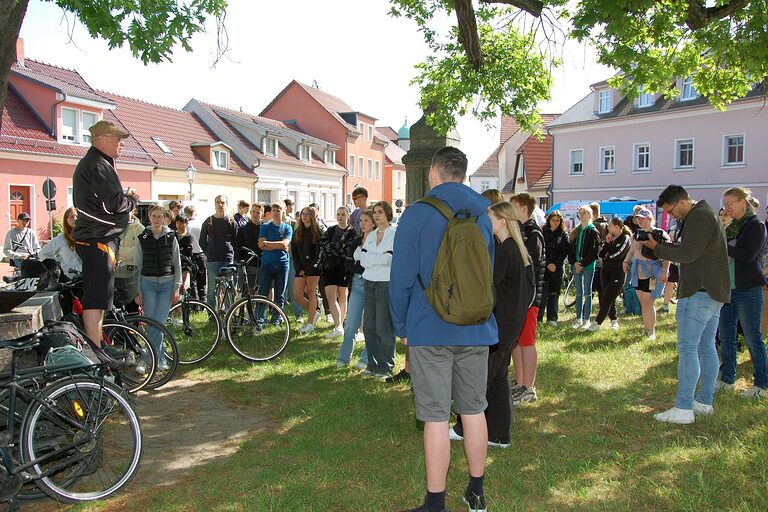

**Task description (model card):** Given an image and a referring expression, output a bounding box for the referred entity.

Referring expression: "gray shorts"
[409,345,489,422]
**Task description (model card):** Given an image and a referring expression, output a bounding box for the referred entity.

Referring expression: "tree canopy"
[390,0,768,134]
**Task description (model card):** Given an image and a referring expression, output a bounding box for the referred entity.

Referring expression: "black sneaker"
[102,344,127,360]
[401,500,448,512]
[463,488,487,512]
[386,369,411,383]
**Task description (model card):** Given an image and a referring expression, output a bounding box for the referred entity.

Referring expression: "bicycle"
[562,263,575,308]
[0,332,142,509]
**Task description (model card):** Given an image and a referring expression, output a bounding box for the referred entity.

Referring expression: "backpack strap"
[417,196,455,220]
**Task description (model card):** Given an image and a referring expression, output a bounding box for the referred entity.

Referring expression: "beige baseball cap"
[89,120,129,139]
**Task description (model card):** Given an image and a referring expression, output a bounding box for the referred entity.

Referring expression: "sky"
[18,0,612,174]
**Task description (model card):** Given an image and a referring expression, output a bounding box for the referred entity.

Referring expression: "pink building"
[548,77,768,208]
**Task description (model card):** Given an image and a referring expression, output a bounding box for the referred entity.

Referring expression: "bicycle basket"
[113,265,140,307]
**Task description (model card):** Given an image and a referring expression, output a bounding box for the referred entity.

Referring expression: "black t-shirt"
[493,238,535,343]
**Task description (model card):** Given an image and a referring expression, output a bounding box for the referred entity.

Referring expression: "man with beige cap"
[72,120,138,357]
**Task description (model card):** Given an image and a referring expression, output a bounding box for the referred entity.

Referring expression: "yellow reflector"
[72,401,85,420]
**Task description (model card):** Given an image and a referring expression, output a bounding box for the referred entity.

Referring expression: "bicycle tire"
[224,296,290,362]
[563,277,575,308]
[167,299,221,364]
[124,315,179,389]
[21,378,142,503]
[101,321,156,393]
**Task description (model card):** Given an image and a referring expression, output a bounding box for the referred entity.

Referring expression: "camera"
[635,229,665,244]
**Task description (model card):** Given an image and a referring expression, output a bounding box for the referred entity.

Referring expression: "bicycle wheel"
[563,277,576,308]
[21,378,142,503]
[167,299,221,364]
[101,321,156,393]
[124,315,179,389]
[224,296,290,362]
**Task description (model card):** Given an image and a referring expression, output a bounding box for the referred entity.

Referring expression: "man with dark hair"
[391,146,497,512]
[200,195,239,308]
[167,200,183,229]
[350,187,368,234]
[642,184,729,424]
[3,212,40,268]
[234,200,250,229]
[257,203,292,317]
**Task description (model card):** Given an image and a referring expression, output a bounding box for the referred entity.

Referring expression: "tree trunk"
[0,0,30,133]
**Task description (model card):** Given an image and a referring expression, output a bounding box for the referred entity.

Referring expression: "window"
[723,134,745,166]
[257,190,272,204]
[368,125,373,140]
[480,180,491,191]
[310,192,317,206]
[263,137,278,157]
[82,112,98,143]
[324,150,336,166]
[633,143,650,171]
[598,90,612,113]
[298,145,311,163]
[681,76,698,100]
[152,137,173,155]
[367,159,373,179]
[396,171,403,189]
[212,149,228,170]
[61,108,78,142]
[569,149,583,175]
[348,154,355,176]
[374,161,380,181]
[637,88,654,108]
[600,146,615,173]
[358,122,364,135]
[675,139,694,168]
[321,193,327,219]
[358,157,364,178]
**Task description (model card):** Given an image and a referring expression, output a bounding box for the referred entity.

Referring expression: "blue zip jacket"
[389,182,499,346]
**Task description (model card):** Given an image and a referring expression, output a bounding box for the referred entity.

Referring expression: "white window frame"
[480,180,491,192]
[367,159,373,179]
[61,107,78,143]
[598,90,612,113]
[298,144,311,163]
[348,154,355,176]
[569,149,584,176]
[637,88,654,108]
[358,157,364,178]
[674,138,695,170]
[358,122,364,135]
[681,76,698,101]
[374,161,381,181]
[599,146,616,174]
[263,137,278,157]
[633,143,651,172]
[324,149,336,166]
[212,149,229,170]
[722,133,745,167]
[81,111,98,144]
[396,171,403,189]
[368,125,373,141]
[152,137,173,155]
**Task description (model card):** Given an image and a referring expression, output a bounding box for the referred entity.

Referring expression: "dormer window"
[298,144,311,163]
[324,150,336,166]
[212,149,229,170]
[598,90,612,113]
[681,76,698,100]
[637,88,654,108]
[82,112,98,143]
[61,107,100,144]
[263,137,278,157]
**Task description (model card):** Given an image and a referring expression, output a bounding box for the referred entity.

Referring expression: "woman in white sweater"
[39,207,81,278]
[355,201,397,379]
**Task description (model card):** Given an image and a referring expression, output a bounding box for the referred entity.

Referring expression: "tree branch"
[480,0,544,18]
[455,0,483,71]
[685,0,750,30]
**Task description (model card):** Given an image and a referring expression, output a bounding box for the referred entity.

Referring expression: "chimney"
[15,38,25,66]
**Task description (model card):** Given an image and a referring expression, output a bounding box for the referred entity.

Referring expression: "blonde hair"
[577,205,592,218]
[488,202,530,267]
[724,187,755,214]
[481,189,504,205]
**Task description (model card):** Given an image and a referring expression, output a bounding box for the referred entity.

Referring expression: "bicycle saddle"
[0,332,43,351]
[218,266,237,277]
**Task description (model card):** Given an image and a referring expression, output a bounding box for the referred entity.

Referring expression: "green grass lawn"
[84,306,767,512]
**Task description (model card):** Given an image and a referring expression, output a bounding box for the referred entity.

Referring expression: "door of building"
[9,186,30,228]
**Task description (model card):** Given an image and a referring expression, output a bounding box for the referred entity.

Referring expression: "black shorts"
[75,239,117,310]
[634,277,652,293]
[323,267,349,287]
[667,264,679,283]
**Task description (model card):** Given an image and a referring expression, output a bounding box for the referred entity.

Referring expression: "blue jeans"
[257,260,289,321]
[286,257,304,318]
[718,286,768,388]
[675,291,722,409]
[337,274,368,365]
[139,277,175,365]
[363,280,395,375]
[574,264,595,322]
[206,260,231,308]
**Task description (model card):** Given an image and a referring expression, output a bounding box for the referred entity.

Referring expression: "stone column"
[401,112,461,204]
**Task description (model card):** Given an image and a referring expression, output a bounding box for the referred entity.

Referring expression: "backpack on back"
[416,196,494,326]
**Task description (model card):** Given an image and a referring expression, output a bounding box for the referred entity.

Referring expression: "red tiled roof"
[520,133,553,191]
[0,87,153,165]
[377,126,398,142]
[472,144,502,177]
[102,91,250,174]
[383,140,406,167]
[530,169,551,191]
[11,60,113,104]
[499,113,560,143]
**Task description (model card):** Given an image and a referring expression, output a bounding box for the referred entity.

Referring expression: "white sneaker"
[585,321,599,332]
[571,319,584,329]
[692,401,714,415]
[325,327,344,339]
[654,407,694,424]
[488,440,510,448]
[355,331,365,342]
[547,321,557,327]
[715,379,735,392]
[646,330,656,341]
[299,322,315,334]
[610,320,620,331]
[739,385,767,399]
[354,360,368,370]
[448,427,464,442]
[312,314,322,326]
[134,360,148,376]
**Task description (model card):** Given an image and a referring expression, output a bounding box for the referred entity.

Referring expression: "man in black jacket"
[73,121,137,356]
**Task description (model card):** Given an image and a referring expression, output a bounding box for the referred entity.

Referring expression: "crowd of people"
[4,120,768,512]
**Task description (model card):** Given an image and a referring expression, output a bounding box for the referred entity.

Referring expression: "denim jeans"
[675,291,722,409]
[205,260,231,308]
[139,277,175,365]
[718,286,768,388]
[363,280,395,375]
[286,257,304,318]
[574,264,595,322]
[538,266,563,322]
[257,260,289,321]
[337,274,368,365]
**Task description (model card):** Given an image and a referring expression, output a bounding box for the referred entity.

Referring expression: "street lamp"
[186,163,197,201]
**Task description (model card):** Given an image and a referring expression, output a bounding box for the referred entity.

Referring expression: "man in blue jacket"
[391,147,497,512]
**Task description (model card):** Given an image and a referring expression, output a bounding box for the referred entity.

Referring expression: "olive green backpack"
[416,196,494,325]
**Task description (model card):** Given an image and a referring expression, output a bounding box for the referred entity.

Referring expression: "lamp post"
[186,163,197,201]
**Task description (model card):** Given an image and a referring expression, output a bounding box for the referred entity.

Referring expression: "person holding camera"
[623,207,670,340]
